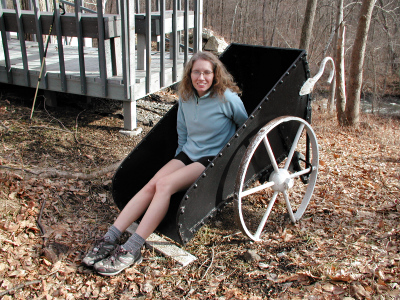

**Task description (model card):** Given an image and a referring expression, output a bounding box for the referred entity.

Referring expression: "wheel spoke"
[283,191,296,223]
[284,123,305,170]
[263,136,280,173]
[289,167,312,179]
[254,191,278,239]
[240,181,275,197]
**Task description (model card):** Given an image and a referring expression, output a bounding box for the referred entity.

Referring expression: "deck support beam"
[44,90,58,107]
[122,101,137,131]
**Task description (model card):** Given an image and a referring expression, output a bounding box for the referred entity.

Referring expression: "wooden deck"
[0,38,188,101]
[0,0,203,130]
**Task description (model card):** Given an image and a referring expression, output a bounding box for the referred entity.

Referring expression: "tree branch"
[0,280,41,297]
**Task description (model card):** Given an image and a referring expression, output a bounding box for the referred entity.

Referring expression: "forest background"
[201,0,399,106]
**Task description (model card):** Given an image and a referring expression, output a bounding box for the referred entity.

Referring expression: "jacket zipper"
[195,95,199,120]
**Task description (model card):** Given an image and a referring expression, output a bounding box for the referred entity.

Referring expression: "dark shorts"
[174,151,214,168]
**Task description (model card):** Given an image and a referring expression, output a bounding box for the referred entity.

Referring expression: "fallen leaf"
[8,269,26,277]
[51,260,62,272]
[321,283,335,292]
[351,283,371,299]
[333,285,346,295]
[329,269,360,282]
[3,221,19,231]
[141,281,154,294]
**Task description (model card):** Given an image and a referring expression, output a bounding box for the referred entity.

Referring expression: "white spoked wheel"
[234,116,319,242]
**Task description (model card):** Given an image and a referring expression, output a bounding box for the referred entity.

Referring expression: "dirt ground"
[0,84,399,299]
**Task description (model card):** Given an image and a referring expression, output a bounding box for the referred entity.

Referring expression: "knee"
[154,177,173,195]
[142,179,157,194]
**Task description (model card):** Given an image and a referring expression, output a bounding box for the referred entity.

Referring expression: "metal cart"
[112,43,332,245]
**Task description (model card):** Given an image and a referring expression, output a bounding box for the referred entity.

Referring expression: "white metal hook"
[299,57,335,96]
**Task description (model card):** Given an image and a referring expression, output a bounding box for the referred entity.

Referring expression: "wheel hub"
[269,169,294,192]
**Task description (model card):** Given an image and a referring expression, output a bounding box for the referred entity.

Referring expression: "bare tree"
[345,0,377,126]
[270,0,283,46]
[376,0,399,93]
[243,0,251,43]
[230,0,240,42]
[17,0,34,40]
[328,0,344,114]
[105,0,118,14]
[299,0,318,51]
[238,0,244,42]
[262,0,268,45]
[220,1,225,35]
[336,22,346,124]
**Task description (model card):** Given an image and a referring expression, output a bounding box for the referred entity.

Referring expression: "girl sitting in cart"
[82,51,248,276]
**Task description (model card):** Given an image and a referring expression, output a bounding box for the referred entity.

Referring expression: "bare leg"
[135,162,205,239]
[113,159,204,235]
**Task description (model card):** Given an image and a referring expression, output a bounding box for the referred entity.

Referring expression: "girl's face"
[191,59,214,97]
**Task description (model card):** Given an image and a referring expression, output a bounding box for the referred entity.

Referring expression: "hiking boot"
[94,245,142,276]
[82,237,117,267]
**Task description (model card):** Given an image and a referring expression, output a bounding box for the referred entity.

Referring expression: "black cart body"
[112,44,311,245]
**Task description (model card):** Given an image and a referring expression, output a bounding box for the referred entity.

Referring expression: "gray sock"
[122,233,145,254]
[103,225,122,243]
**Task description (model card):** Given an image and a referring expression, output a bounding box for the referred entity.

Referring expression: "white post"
[198,0,203,51]
[122,0,139,132]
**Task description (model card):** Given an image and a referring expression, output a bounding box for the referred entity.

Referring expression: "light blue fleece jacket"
[176,89,248,161]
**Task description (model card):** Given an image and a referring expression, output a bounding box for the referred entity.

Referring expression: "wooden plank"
[1,9,121,38]
[127,0,136,129]
[172,0,178,81]
[120,0,130,99]
[13,0,30,86]
[159,0,165,87]
[184,0,189,64]
[53,0,66,92]
[96,0,107,97]
[0,4,12,84]
[145,0,151,94]
[32,0,47,89]
[126,223,197,267]
[134,10,194,35]
[193,0,202,53]
[74,0,86,94]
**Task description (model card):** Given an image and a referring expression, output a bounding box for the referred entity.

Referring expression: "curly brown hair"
[178,51,241,101]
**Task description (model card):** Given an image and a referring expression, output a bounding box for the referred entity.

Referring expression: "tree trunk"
[105,0,118,14]
[243,0,251,43]
[220,1,224,36]
[262,0,267,46]
[19,0,33,40]
[299,0,318,52]
[230,0,240,42]
[269,0,279,46]
[345,0,376,126]
[336,22,346,125]
[328,0,344,114]
[238,0,244,43]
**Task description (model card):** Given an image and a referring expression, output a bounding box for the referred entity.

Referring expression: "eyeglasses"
[192,70,213,77]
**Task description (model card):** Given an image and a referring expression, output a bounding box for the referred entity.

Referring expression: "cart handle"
[299,57,335,96]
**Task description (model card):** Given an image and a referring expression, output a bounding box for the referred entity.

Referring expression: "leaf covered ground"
[0,86,399,299]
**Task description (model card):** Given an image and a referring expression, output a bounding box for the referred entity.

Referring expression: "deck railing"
[0,0,203,130]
